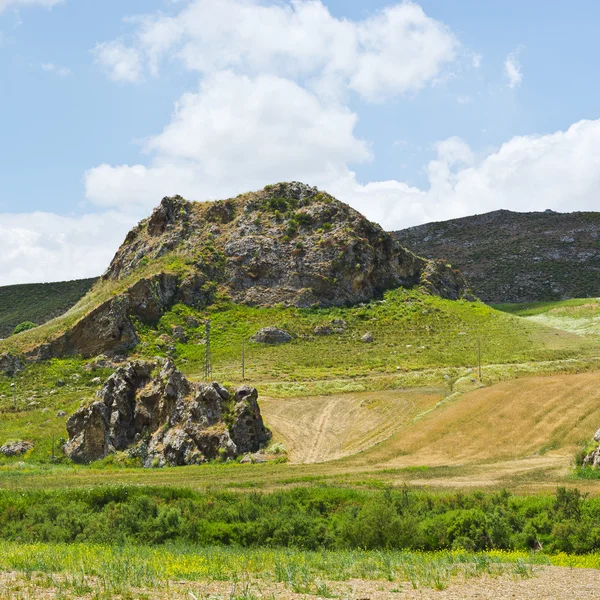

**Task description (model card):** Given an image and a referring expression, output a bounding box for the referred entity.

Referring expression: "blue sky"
[1,0,600,284]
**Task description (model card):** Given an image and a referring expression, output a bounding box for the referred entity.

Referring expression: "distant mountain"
[392,210,600,303]
[0,278,97,338]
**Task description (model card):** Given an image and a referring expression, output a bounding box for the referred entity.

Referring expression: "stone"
[229,386,271,453]
[64,360,270,466]
[91,377,102,385]
[0,440,33,457]
[0,353,23,377]
[57,411,67,417]
[171,326,188,343]
[361,332,374,343]
[250,327,293,344]
[314,325,334,336]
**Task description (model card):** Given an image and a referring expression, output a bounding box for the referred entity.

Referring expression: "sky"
[1,0,600,285]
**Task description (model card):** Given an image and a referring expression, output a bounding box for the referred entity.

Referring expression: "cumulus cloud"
[0,0,63,12]
[0,211,135,285]
[93,40,144,83]
[98,0,459,101]
[41,62,72,77]
[85,72,371,210]
[505,48,523,88]
[335,119,600,228]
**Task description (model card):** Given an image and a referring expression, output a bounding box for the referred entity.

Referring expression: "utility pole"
[204,319,212,380]
[477,337,482,382]
[242,340,245,380]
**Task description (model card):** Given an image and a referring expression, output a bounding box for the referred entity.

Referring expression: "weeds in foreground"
[0,543,557,599]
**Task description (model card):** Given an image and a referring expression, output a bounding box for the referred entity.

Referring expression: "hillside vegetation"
[393,210,600,303]
[0,278,96,339]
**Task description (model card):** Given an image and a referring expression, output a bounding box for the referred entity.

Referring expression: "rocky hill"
[393,210,600,303]
[2,182,471,364]
[0,278,97,339]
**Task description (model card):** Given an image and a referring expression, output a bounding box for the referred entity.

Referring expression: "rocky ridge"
[64,359,270,466]
[393,209,600,303]
[4,182,472,363]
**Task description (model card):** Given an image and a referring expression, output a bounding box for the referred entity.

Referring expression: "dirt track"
[261,387,444,463]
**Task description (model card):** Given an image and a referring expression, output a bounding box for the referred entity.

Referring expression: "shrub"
[12,321,37,335]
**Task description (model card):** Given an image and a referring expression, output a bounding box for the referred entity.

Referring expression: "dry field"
[260,370,600,492]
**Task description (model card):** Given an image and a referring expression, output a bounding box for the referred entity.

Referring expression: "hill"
[392,209,600,303]
[0,182,470,362]
[0,278,97,339]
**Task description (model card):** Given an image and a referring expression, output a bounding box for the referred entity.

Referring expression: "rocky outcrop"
[24,182,472,360]
[250,327,293,344]
[64,360,270,466]
[0,353,23,377]
[582,428,600,468]
[0,440,33,457]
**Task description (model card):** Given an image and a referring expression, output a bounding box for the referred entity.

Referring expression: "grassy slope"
[0,278,97,339]
[495,298,600,336]
[1,290,600,491]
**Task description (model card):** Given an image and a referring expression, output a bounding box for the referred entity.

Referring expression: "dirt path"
[261,387,444,464]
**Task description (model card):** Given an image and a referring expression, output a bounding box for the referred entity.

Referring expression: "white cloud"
[504,48,522,88]
[0,0,63,12]
[93,40,144,83]
[41,62,72,77]
[11,118,600,284]
[335,119,600,229]
[85,72,371,210]
[0,211,135,285]
[99,0,459,101]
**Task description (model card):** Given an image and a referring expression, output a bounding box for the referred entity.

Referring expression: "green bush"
[12,321,38,335]
[0,486,599,553]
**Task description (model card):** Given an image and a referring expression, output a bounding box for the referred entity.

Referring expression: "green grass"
[0,543,553,598]
[494,298,600,336]
[494,298,600,318]
[0,278,97,339]
[141,289,600,385]
[1,289,599,468]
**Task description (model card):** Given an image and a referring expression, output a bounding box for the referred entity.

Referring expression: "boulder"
[314,325,333,336]
[0,353,23,377]
[361,332,374,343]
[64,360,270,466]
[0,440,33,457]
[250,327,293,344]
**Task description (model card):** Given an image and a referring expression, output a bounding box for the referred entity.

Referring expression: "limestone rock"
[314,325,333,336]
[251,327,293,344]
[229,386,271,453]
[0,440,33,457]
[64,360,270,466]
[0,353,23,377]
[23,182,472,361]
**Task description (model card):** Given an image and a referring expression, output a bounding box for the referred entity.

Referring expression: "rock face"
[64,360,270,466]
[0,440,33,457]
[22,182,472,361]
[393,209,600,303]
[0,353,23,376]
[251,327,293,344]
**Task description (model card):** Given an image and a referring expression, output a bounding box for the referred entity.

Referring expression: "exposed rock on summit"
[21,182,472,360]
[64,360,270,466]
